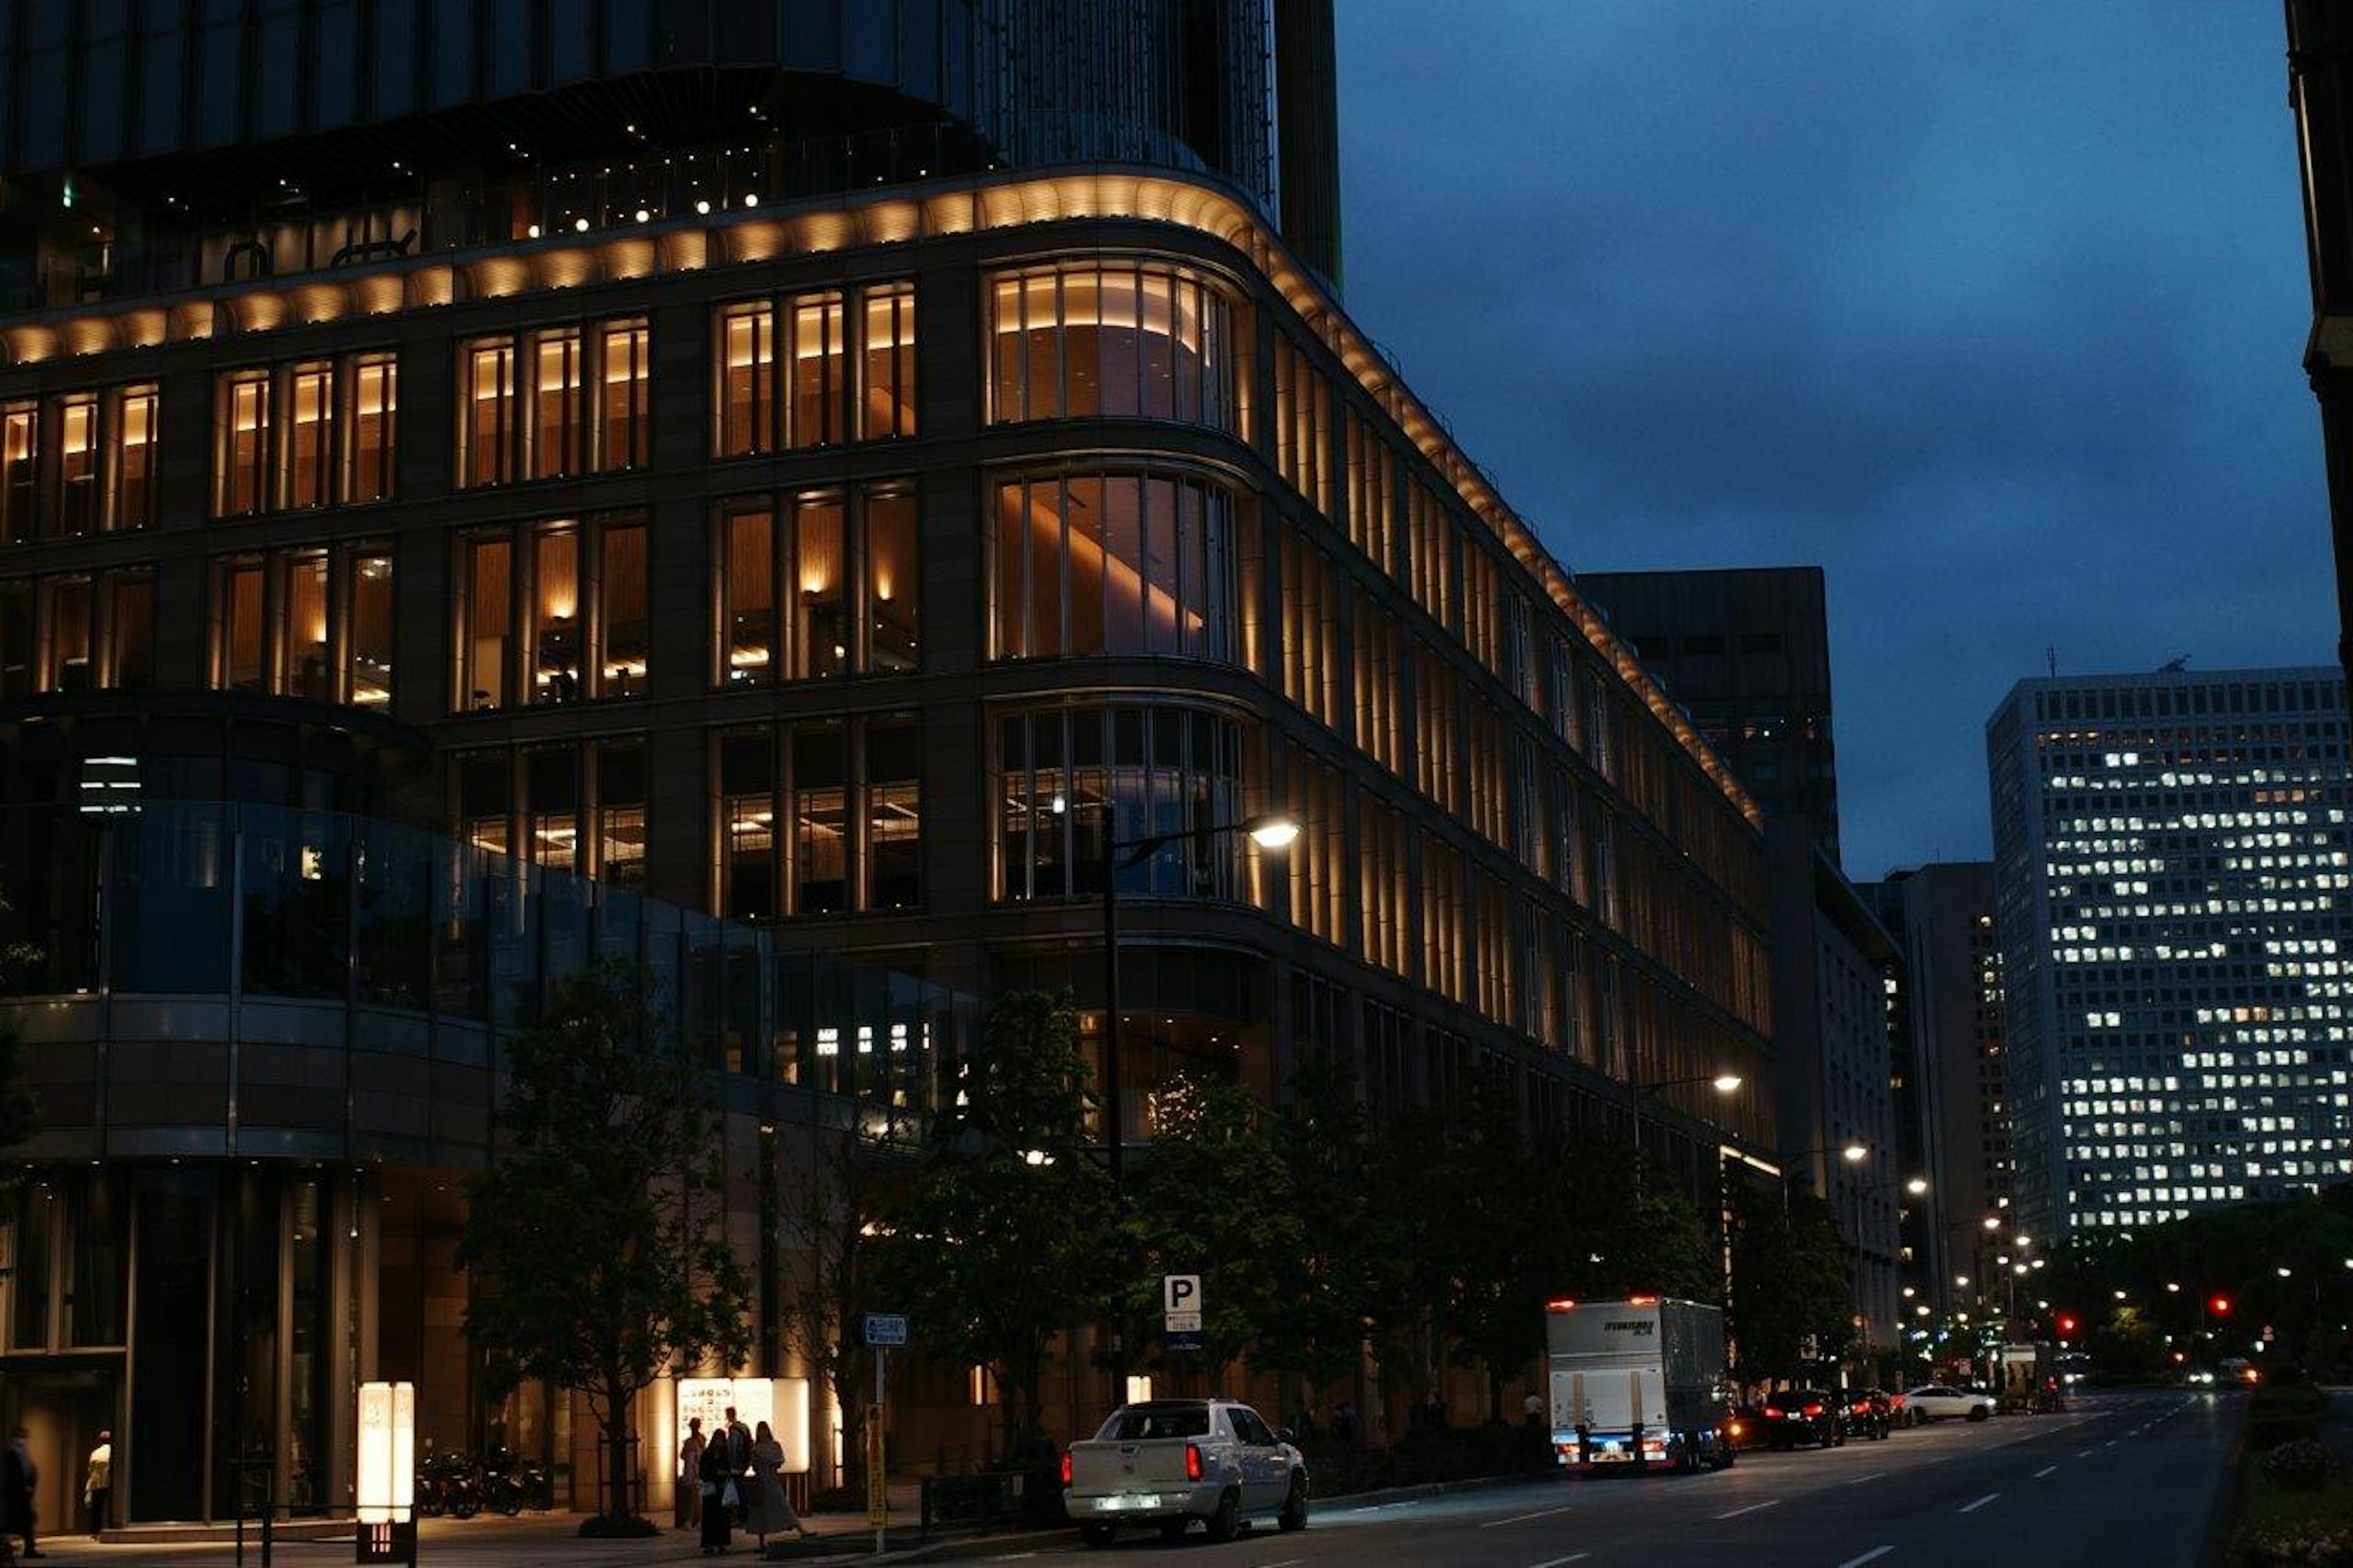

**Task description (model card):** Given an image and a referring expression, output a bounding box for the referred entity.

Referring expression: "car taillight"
[1762,1406,1783,1420]
[1802,1403,1822,1418]
[1184,1444,1204,1482]
[1060,1452,1073,1487]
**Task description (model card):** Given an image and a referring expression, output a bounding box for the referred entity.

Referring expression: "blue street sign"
[864,1312,909,1346]
[1164,1330,1204,1354]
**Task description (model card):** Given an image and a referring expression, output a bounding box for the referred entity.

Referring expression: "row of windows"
[988,262,1238,430]
[214,542,394,708]
[215,353,396,517]
[458,515,646,709]
[722,486,917,687]
[991,471,1236,664]
[716,284,914,456]
[0,386,157,540]
[457,740,648,891]
[457,319,649,488]
[0,568,154,694]
[716,718,923,918]
[996,704,1246,904]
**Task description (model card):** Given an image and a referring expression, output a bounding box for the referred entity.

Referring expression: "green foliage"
[875,991,1118,1452]
[456,959,751,1527]
[1114,1072,1302,1373]
[1726,1183,1854,1381]
[1255,1050,1383,1394]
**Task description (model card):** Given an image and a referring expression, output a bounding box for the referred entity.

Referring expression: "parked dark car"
[1724,1404,1773,1452]
[1840,1388,1895,1441]
[1756,1390,1845,1450]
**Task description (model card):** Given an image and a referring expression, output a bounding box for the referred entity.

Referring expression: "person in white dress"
[738,1422,814,1547]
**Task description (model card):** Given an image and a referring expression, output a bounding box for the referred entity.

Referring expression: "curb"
[2197,1393,2249,1568]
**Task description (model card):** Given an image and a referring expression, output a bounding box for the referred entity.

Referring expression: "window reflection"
[992,471,1233,663]
[997,705,1243,902]
[988,261,1234,430]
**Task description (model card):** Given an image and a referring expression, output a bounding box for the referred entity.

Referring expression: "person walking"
[740,1421,814,1548]
[82,1433,110,1537]
[675,1418,705,1532]
[696,1422,734,1556]
[2,1426,38,1558]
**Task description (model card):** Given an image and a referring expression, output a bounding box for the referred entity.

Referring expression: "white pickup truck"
[1061,1398,1310,1547]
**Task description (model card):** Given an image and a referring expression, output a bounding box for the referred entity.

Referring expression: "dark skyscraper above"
[1575,566,1841,866]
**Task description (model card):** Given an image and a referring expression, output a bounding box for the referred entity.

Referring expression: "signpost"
[1163,1274,1203,1352]
[863,1312,907,1555]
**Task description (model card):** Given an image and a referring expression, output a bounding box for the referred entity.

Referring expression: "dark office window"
[867,719,921,910]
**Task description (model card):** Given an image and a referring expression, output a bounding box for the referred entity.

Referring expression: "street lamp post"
[1097,812,1298,1194]
[1626,1071,1742,1199]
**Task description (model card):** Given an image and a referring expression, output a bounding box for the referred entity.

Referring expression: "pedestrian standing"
[1332,1400,1358,1444]
[697,1422,733,1556]
[675,1418,705,1531]
[82,1431,111,1537]
[1521,1388,1544,1426]
[740,1420,814,1548]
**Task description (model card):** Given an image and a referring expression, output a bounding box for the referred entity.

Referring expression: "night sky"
[1333,1,2330,879]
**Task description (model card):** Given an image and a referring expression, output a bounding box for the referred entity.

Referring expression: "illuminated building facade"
[1987,667,2353,1243]
[0,0,1771,1528]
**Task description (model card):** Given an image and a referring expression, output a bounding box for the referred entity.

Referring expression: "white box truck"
[1545,1295,1734,1473]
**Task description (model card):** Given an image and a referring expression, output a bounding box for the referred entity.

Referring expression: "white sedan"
[1903,1385,1995,1423]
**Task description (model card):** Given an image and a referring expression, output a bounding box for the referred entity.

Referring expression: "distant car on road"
[1903,1385,1995,1423]
[1840,1388,1895,1441]
[1756,1390,1844,1450]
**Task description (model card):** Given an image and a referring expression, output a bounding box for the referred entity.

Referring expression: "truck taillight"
[1060,1452,1072,1487]
[1184,1443,1204,1482]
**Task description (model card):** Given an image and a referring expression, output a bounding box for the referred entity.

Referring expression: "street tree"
[779,1104,917,1497]
[1257,1050,1382,1405]
[1115,1071,1300,1384]
[457,960,751,1536]
[1725,1184,1852,1384]
[877,991,1116,1454]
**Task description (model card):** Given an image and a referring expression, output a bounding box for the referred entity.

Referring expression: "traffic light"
[2056,1312,2080,1337]
[2209,1295,2232,1317]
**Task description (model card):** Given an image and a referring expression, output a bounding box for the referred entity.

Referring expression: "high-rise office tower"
[1866,862,2010,1314]
[1987,667,2353,1243]
[0,0,1774,1524]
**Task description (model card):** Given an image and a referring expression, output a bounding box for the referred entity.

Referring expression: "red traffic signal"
[2056,1313,2080,1336]
[2209,1295,2232,1317]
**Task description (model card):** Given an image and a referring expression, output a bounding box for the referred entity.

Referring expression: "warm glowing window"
[282,553,332,698]
[714,284,911,457]
[460,514,648,712]
[54,395,97,537]
[988,261,1234,430]
[1273,337,1331,515]
[528,329,585,480]
[0,406,36,542]
[109,385,157,530]
[993,472,1235,664]
[463,537,513,709]
[599,320,651,470]
[219,559,267,691]
[717,484,918,687]
[791,295,846,449]
[218,371,271,517]
[861,284,917,439]
[343,356,397,504]
[461,339,517,488]
[279,364,333,510]
[349,553,393,708]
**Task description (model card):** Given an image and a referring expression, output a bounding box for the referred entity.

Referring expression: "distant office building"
[1768,819,1903,1357]
[1987,667,2353,1243]
[1866,862,2010,1315]
[1577,567,1841,865]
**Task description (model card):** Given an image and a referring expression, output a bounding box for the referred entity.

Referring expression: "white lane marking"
[1959,1493,2001,1514]
[2104,1439,2120,1448]
[1843,1471,1887,1485]
[1253,1560,1305,1568]
[1480,1504,1576,1529]
[1527,1557,1591,1567]
[2079,1449,2099,1458]
[2034,1464,2059,1479]
[1716,1500,1781,1520]
[1836,1550,1895,1568]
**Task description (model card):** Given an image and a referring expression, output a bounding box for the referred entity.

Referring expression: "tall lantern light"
[356,1381,417,1564]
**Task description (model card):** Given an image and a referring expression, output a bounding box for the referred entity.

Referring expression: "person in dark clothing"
[3,1425,39,1558]
[697,1425,734,1555]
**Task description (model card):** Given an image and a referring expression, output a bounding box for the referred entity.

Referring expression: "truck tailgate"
[1067,1439,1194,1496]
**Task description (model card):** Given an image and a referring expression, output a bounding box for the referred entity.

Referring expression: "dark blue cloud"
[1336,0,2329,875]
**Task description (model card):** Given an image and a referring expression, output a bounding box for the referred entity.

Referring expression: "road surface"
[1026,1390,2237,1567]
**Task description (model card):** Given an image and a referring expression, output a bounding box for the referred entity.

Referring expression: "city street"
[1037,1390,2237,1568]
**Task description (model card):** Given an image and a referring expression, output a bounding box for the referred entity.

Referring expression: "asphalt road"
[1029,1390,2239,1568]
